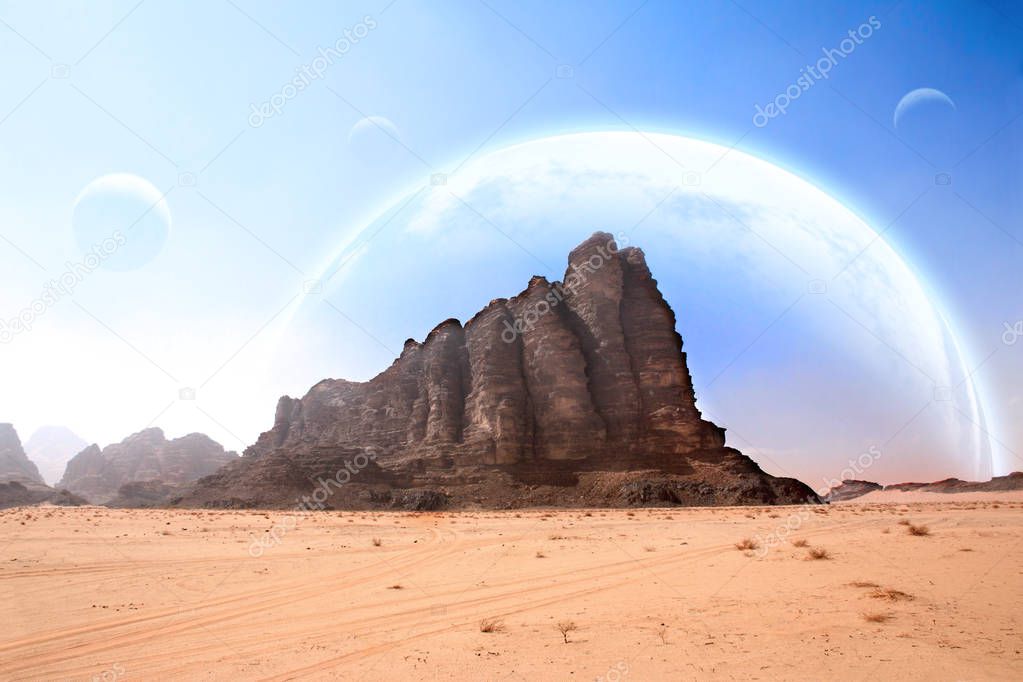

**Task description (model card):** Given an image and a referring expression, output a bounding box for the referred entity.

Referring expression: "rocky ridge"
[183,232,818,509]
[59,428,238,504]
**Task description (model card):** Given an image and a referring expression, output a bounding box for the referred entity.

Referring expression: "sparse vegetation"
[849,581,880,588]
[644,546,656,552]
[479,617,505,633]
[897,519,910,525]
[735,538,759,551]
[862,611,892,623]
[907,524,930,536]
[535,551,546,558]
[556,620,578,643]
[372,537,382,546]
[387,584,403,590]
[791,539,809,547]
[870,587,913,602]
[806,547,831,560]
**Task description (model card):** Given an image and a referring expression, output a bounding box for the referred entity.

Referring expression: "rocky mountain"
[0,424,88,509]
[824,472,1023,501]
[183,232,816,510]
[0,423,44,486]
[58,428,238,504]
[24,425,89,486]
[823,479,883,502]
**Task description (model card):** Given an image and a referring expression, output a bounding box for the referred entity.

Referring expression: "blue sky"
[0,0,1019,479]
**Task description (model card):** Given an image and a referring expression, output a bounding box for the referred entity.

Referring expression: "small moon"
[348,116,401,147]
[893,87,956,128]
[72,173,172,271]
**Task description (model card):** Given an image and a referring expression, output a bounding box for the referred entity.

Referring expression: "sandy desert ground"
[2,499,1022,681]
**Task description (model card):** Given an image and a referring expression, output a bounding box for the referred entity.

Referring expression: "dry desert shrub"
[862,611,892,623]
[791,539,809,547]
[372,537,382,546]
[735,538,759,551]
[849,580,880,588]
[806,547,831,560]
[387,584,403,590]
[644,546,656,552]
[871,587,913,601]
[897,519,911,525]
[906,524,930,536]
[556,620,578,643]
[535,550,547,558]
[479,617,505,633]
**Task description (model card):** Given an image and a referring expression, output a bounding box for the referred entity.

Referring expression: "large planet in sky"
[278,132,992,489]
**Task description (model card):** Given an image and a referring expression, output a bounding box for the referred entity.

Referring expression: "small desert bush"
[861,611,892,623]
[535,550,546,558]
[735,538,759,551]
[897,519,910,526]
[556,620,578,643]
[791,539,809,547]
[906,524,930,536]
[849,580,879,588]
[870,587,913,602]
[372,537,382,546]
[806,547,831,560]
[479,617,505,633]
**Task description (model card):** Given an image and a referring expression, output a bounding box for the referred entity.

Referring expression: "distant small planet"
[348,115,401,146]
[347,116,417,176]
[893,87,956,128]
[71,173,171,271]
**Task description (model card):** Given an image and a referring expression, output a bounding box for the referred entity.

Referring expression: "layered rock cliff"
[58,428,238,504]
[0,424,87,509]
[0,423,45,486]
[184,233,817,509]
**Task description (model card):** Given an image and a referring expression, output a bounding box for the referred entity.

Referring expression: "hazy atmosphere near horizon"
[2,2,1023,680]
[0,0,1020,486]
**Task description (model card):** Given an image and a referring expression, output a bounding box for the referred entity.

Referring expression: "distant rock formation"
[0,423,45,486]
[24,426,89,486]
[0,424,87,509]
[58,428,238,504]
[824,472,1023,501]
[823,479,883,502]
[183,232,817,509]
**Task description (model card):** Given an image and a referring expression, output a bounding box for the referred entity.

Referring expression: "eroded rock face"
[0,424,89,509]
[0,423,45,486]
[184,233,817,509]
[58,428,238,504]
